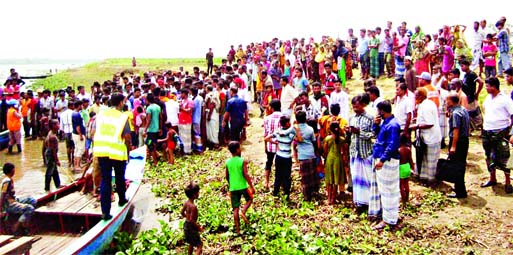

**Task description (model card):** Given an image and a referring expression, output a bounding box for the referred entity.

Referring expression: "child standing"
[264,115,299,197]
[398,134,414,204]
[180,182,203,255]
[323,122,345,205]
[482,34,498,78]
[225,141,255,234]
[158,122,178,165]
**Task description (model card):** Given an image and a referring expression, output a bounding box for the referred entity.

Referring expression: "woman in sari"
[315,45,326,83]
[412,40,431,74]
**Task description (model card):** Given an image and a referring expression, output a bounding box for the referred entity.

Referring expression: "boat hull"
[57,146,147,255]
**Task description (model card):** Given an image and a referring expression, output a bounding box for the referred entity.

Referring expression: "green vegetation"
[32,58,221,91]
[111,149,471,255]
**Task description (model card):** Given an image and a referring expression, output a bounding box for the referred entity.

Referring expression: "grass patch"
[33,58,222,91]
[112,149,464,254]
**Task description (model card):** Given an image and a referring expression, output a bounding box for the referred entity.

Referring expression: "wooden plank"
[0,235,13,247]
[76,197,117,215]
[62,194,93,214]
[0,236,36,255]
[36,192,84,213]
[30,234,79,254]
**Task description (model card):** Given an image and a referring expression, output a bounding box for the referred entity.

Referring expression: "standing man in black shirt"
[460,59,484,133]
[206,48,214,75]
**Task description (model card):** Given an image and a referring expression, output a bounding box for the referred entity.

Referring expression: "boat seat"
[0,236,38,255]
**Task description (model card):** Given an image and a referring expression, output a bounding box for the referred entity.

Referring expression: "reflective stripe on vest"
[93,108,129,161]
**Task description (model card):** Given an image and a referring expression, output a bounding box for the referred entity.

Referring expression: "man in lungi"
[295,110,319,201]
[480,77,513,194]
[348,94,374,214]
[411,87,441,185]
[372,101,401,230]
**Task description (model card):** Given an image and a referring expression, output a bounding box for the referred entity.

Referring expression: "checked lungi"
[375,158,400,225]
[178,124,192,154]
[365,161,381,218]
[370,55,379,78]
[482,128,511,173]
[350,156,373,206]
[467,101,483,131]
[419,143,441,181]
[395,56,406,77]
[299,159,319,201]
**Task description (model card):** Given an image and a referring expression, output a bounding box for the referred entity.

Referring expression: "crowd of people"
[0,16,511,248]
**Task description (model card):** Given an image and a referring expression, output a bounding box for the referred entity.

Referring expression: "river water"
[0,58,94,87]
[0,59,94,197]
[0,137,75,197]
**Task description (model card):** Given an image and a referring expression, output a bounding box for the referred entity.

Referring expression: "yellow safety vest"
[93,108,129,161]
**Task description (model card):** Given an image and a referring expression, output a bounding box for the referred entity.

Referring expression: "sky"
[1,0,508,59]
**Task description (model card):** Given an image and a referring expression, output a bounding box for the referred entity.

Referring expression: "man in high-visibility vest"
[93,93,132,220]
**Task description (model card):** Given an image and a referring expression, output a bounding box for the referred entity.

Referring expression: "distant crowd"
[0,16,512,252]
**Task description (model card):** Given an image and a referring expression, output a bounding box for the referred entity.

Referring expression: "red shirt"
[178,98,194,124]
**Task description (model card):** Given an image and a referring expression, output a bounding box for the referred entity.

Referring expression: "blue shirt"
[192,95,203,124]
[498,30,509,53]
[72,111,85,135]
[297,123,316,160]
[225,95,247,127]
[372,116,400,162]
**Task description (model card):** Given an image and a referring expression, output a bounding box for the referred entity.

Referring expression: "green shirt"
[226,156,247,191]
[80,109,89,126]
[146,103,161,133]
[369,38,380,58]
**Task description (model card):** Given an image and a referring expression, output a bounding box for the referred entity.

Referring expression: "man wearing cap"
[417,72,440,109]
[404,56,417,93]
[411,87,441,184]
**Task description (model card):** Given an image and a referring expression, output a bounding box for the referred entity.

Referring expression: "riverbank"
[33,58,221,91]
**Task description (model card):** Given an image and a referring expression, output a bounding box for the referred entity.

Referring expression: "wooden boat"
[28,146,147,255]
[0,130,8,151]
[20,74,52,79]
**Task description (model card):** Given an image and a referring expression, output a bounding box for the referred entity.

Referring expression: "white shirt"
[378,33,386,53]
[329,90,349,120]
[483,92,513,131]
[286,53,296,66]
[394,95,414,130]
[371,97,384,112]
[417,99,441,145]
[54,99,67,118]
[60,109,74,134]
[165,99,179,127]
[77,92,92,103]
[471,29,485,50]
[280,85,298,113]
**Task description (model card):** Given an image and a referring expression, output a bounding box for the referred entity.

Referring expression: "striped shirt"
[272,127,296,158]
[348,112,375,159]
[263,111,282,153]
[497,30,509,53]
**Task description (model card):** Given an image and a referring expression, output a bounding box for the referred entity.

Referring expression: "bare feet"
[372,221,389,231]
[240,211,249,224]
